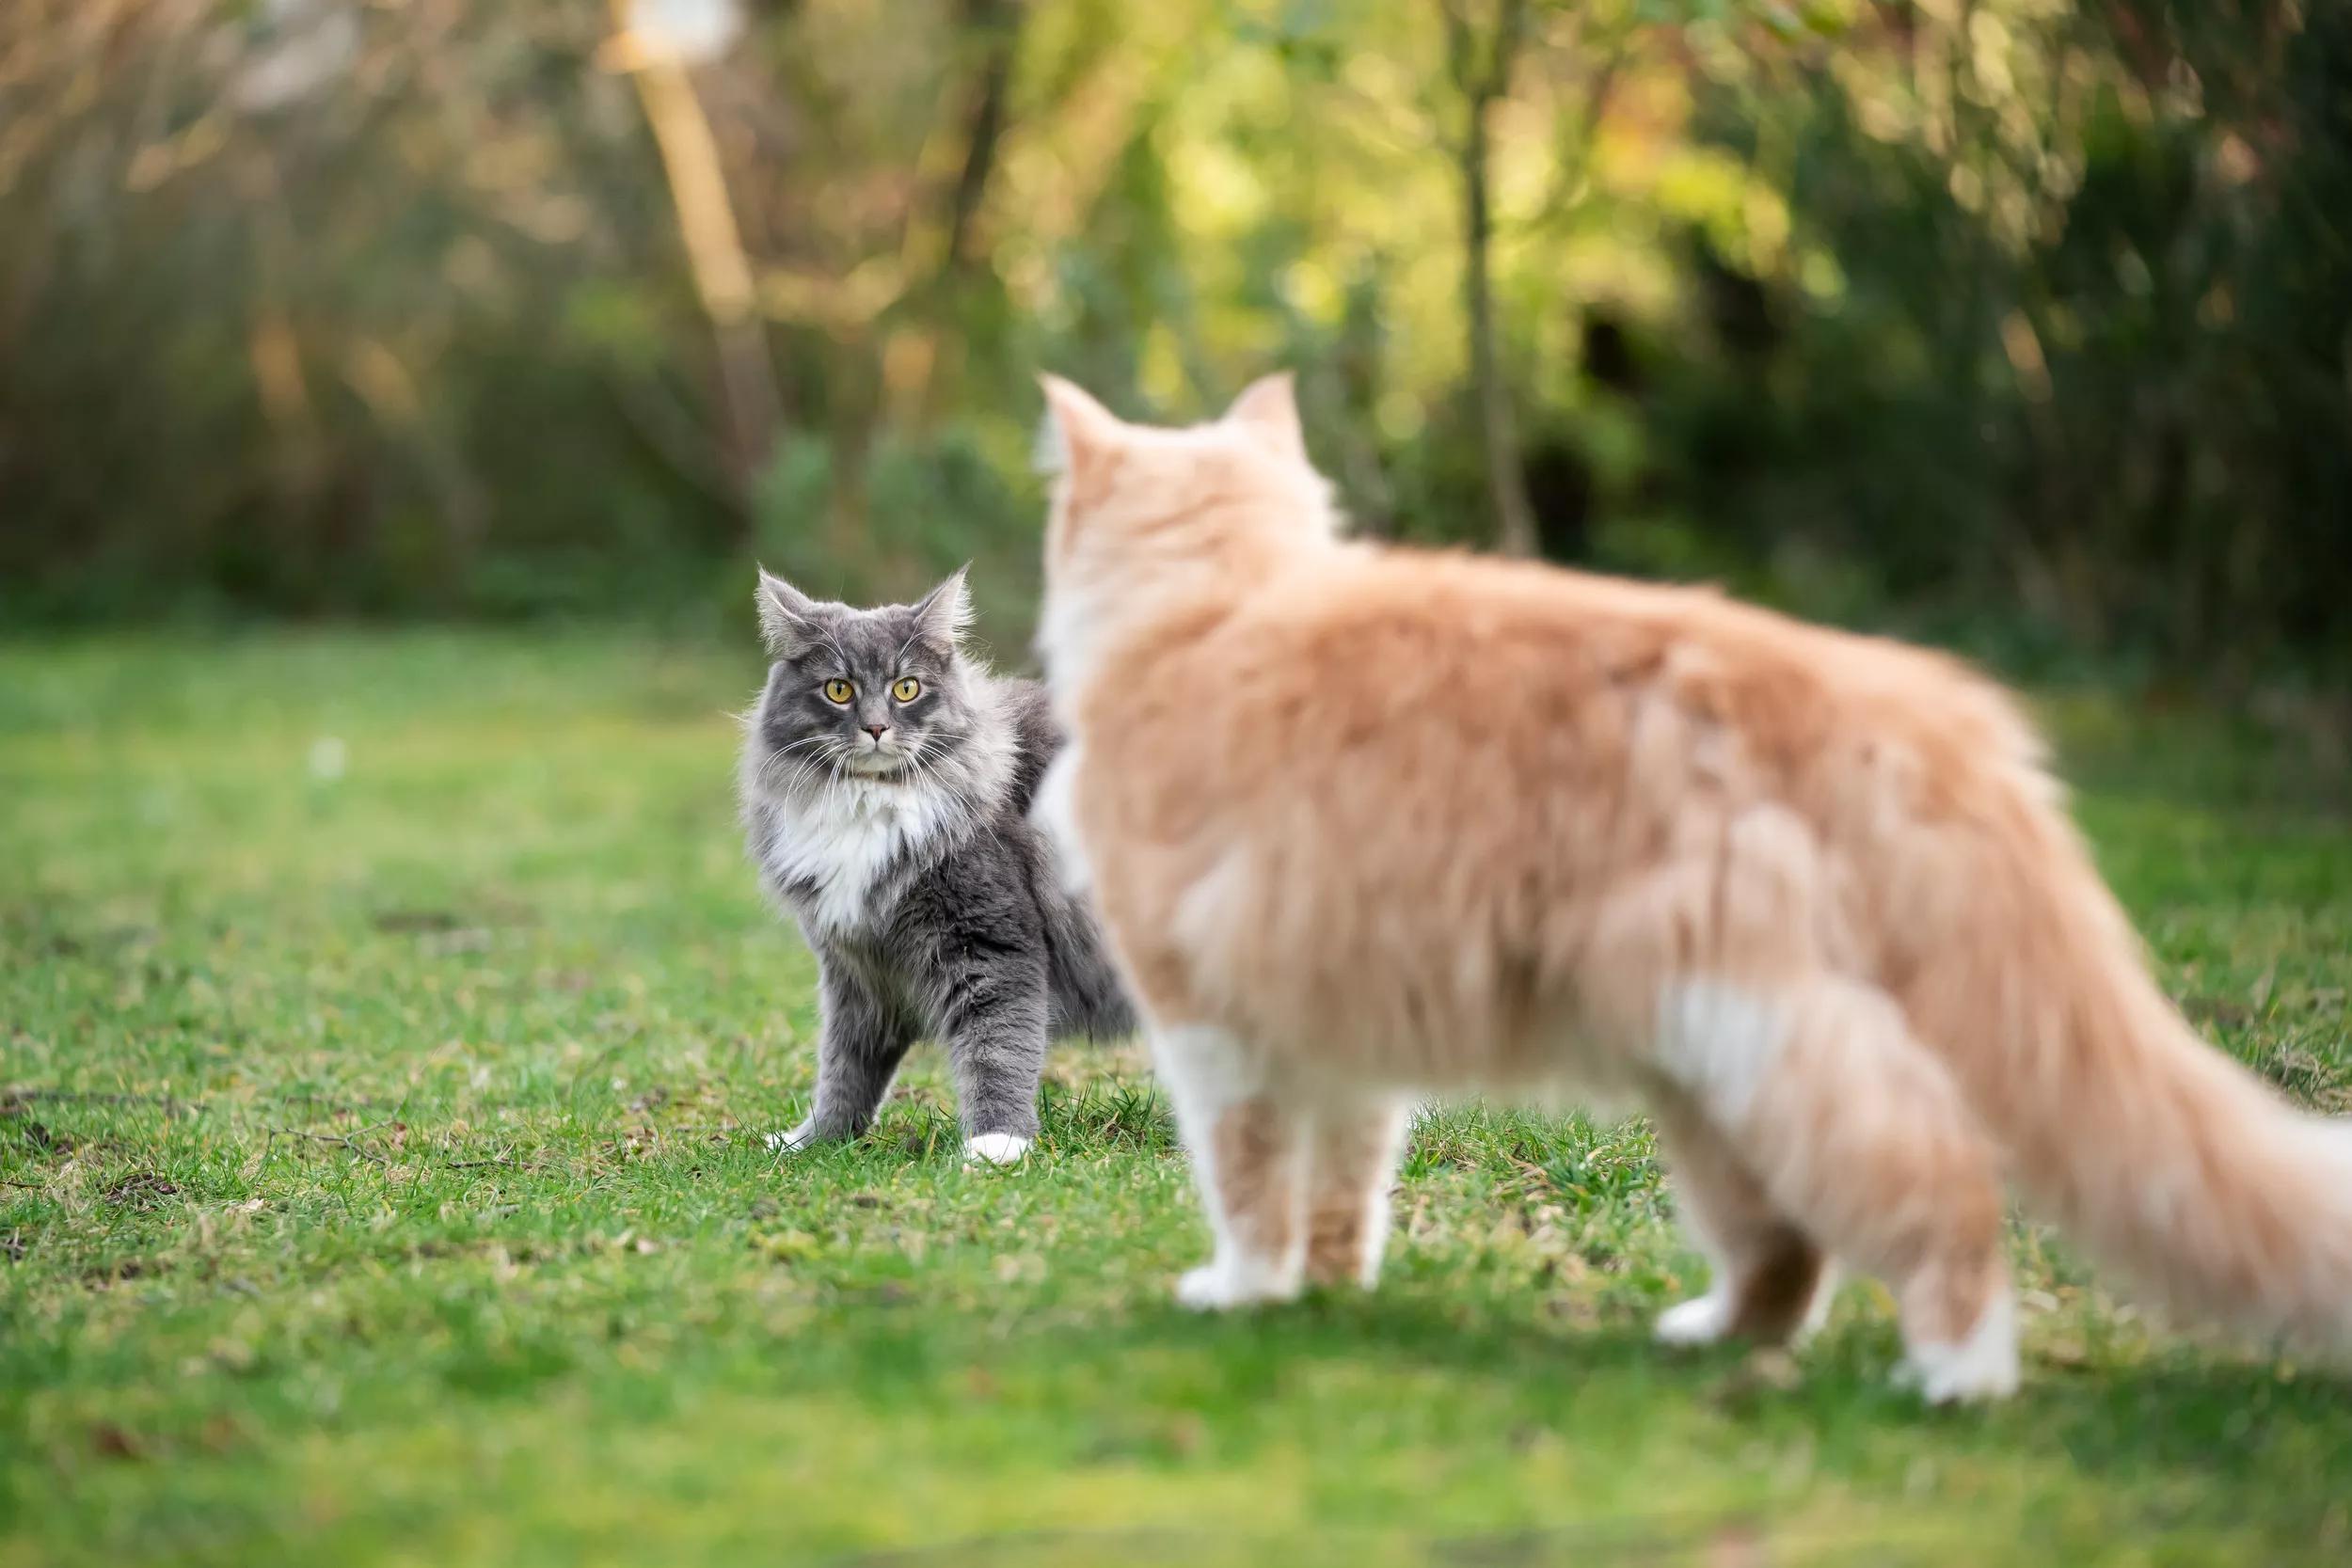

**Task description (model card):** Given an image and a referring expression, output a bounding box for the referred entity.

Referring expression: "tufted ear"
[755,568,820,657]
[910,564,974,649]
[1222,371,1307,466]
[1035,374,1124,489]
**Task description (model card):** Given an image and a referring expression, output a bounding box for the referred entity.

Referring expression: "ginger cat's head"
[1034,372,1338,683]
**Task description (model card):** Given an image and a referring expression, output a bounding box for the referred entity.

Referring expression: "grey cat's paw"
[962,1132,1031,1166]
[764,1120,818,1154]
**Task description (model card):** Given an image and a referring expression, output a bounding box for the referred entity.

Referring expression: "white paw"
[962,1132,1032,1167]
[1901,1294,2020,1404]
[1174,1258,1298,1312]
[1655,1291,1736,1346]
[764,1120,817,1154]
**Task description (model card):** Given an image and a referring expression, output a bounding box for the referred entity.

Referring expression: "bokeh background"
[9,8,2352,1561]
[7,0,2346,692]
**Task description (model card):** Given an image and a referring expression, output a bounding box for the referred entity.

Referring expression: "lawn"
[4,631,2349,1567]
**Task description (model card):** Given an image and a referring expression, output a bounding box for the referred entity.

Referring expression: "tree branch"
[942,0,1023,278]
[605,3,782,519]
[1443,0,1541,558]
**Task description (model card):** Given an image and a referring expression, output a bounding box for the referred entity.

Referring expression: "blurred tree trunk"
[827,339,882,567]
[913,0,1026,428]
[1443,0,1540,559]
[608,6,781,535]
[1332,262,1396,536]
[944,0,1020,277]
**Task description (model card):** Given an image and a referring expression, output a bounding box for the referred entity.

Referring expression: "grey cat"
[738,565,1132,1164]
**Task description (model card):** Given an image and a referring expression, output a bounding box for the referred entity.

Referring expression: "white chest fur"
[761,777,966,937]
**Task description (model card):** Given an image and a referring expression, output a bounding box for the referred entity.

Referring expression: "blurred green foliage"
[2,0,2344,684]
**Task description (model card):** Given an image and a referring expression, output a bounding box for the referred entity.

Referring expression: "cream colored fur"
[1031,371,2352,1402]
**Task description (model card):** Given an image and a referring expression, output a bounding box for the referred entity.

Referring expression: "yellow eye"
[822,679,853,704]
[891,676,922,703]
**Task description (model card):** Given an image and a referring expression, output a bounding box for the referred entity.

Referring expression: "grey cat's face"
[748,568,979,785]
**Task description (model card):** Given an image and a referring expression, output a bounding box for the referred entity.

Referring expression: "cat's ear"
[1036,374,1123,490]
[1223,372,1307,467]
[910,564,974,649]
[755,568,818,657]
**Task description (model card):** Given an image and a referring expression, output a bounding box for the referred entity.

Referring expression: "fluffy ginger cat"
[1029,372,2352,1402]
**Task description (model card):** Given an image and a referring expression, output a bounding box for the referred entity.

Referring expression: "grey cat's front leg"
[936,950,1050,1165]
[771,956,914,1152]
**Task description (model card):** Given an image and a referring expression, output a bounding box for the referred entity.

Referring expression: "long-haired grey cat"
[739,566,1132,1164]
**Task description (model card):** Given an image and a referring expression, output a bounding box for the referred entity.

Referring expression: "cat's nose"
[864,724,889,741]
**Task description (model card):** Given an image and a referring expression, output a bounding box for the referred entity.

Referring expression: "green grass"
[4,632,2350,1567]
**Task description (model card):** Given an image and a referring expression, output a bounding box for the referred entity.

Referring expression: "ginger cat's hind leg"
[1650,1090,1835,1347]
[1154,1024,1309,1309]
[1652,976,2018,1402]
[1301,1098,1413,1290]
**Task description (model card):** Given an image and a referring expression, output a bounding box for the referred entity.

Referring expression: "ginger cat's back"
[1081,545,2039,1084]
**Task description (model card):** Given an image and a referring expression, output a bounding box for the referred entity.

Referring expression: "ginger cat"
[1030,372,2352,1402]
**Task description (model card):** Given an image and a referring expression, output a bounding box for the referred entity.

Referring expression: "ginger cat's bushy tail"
[1967,821,2352,1347]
